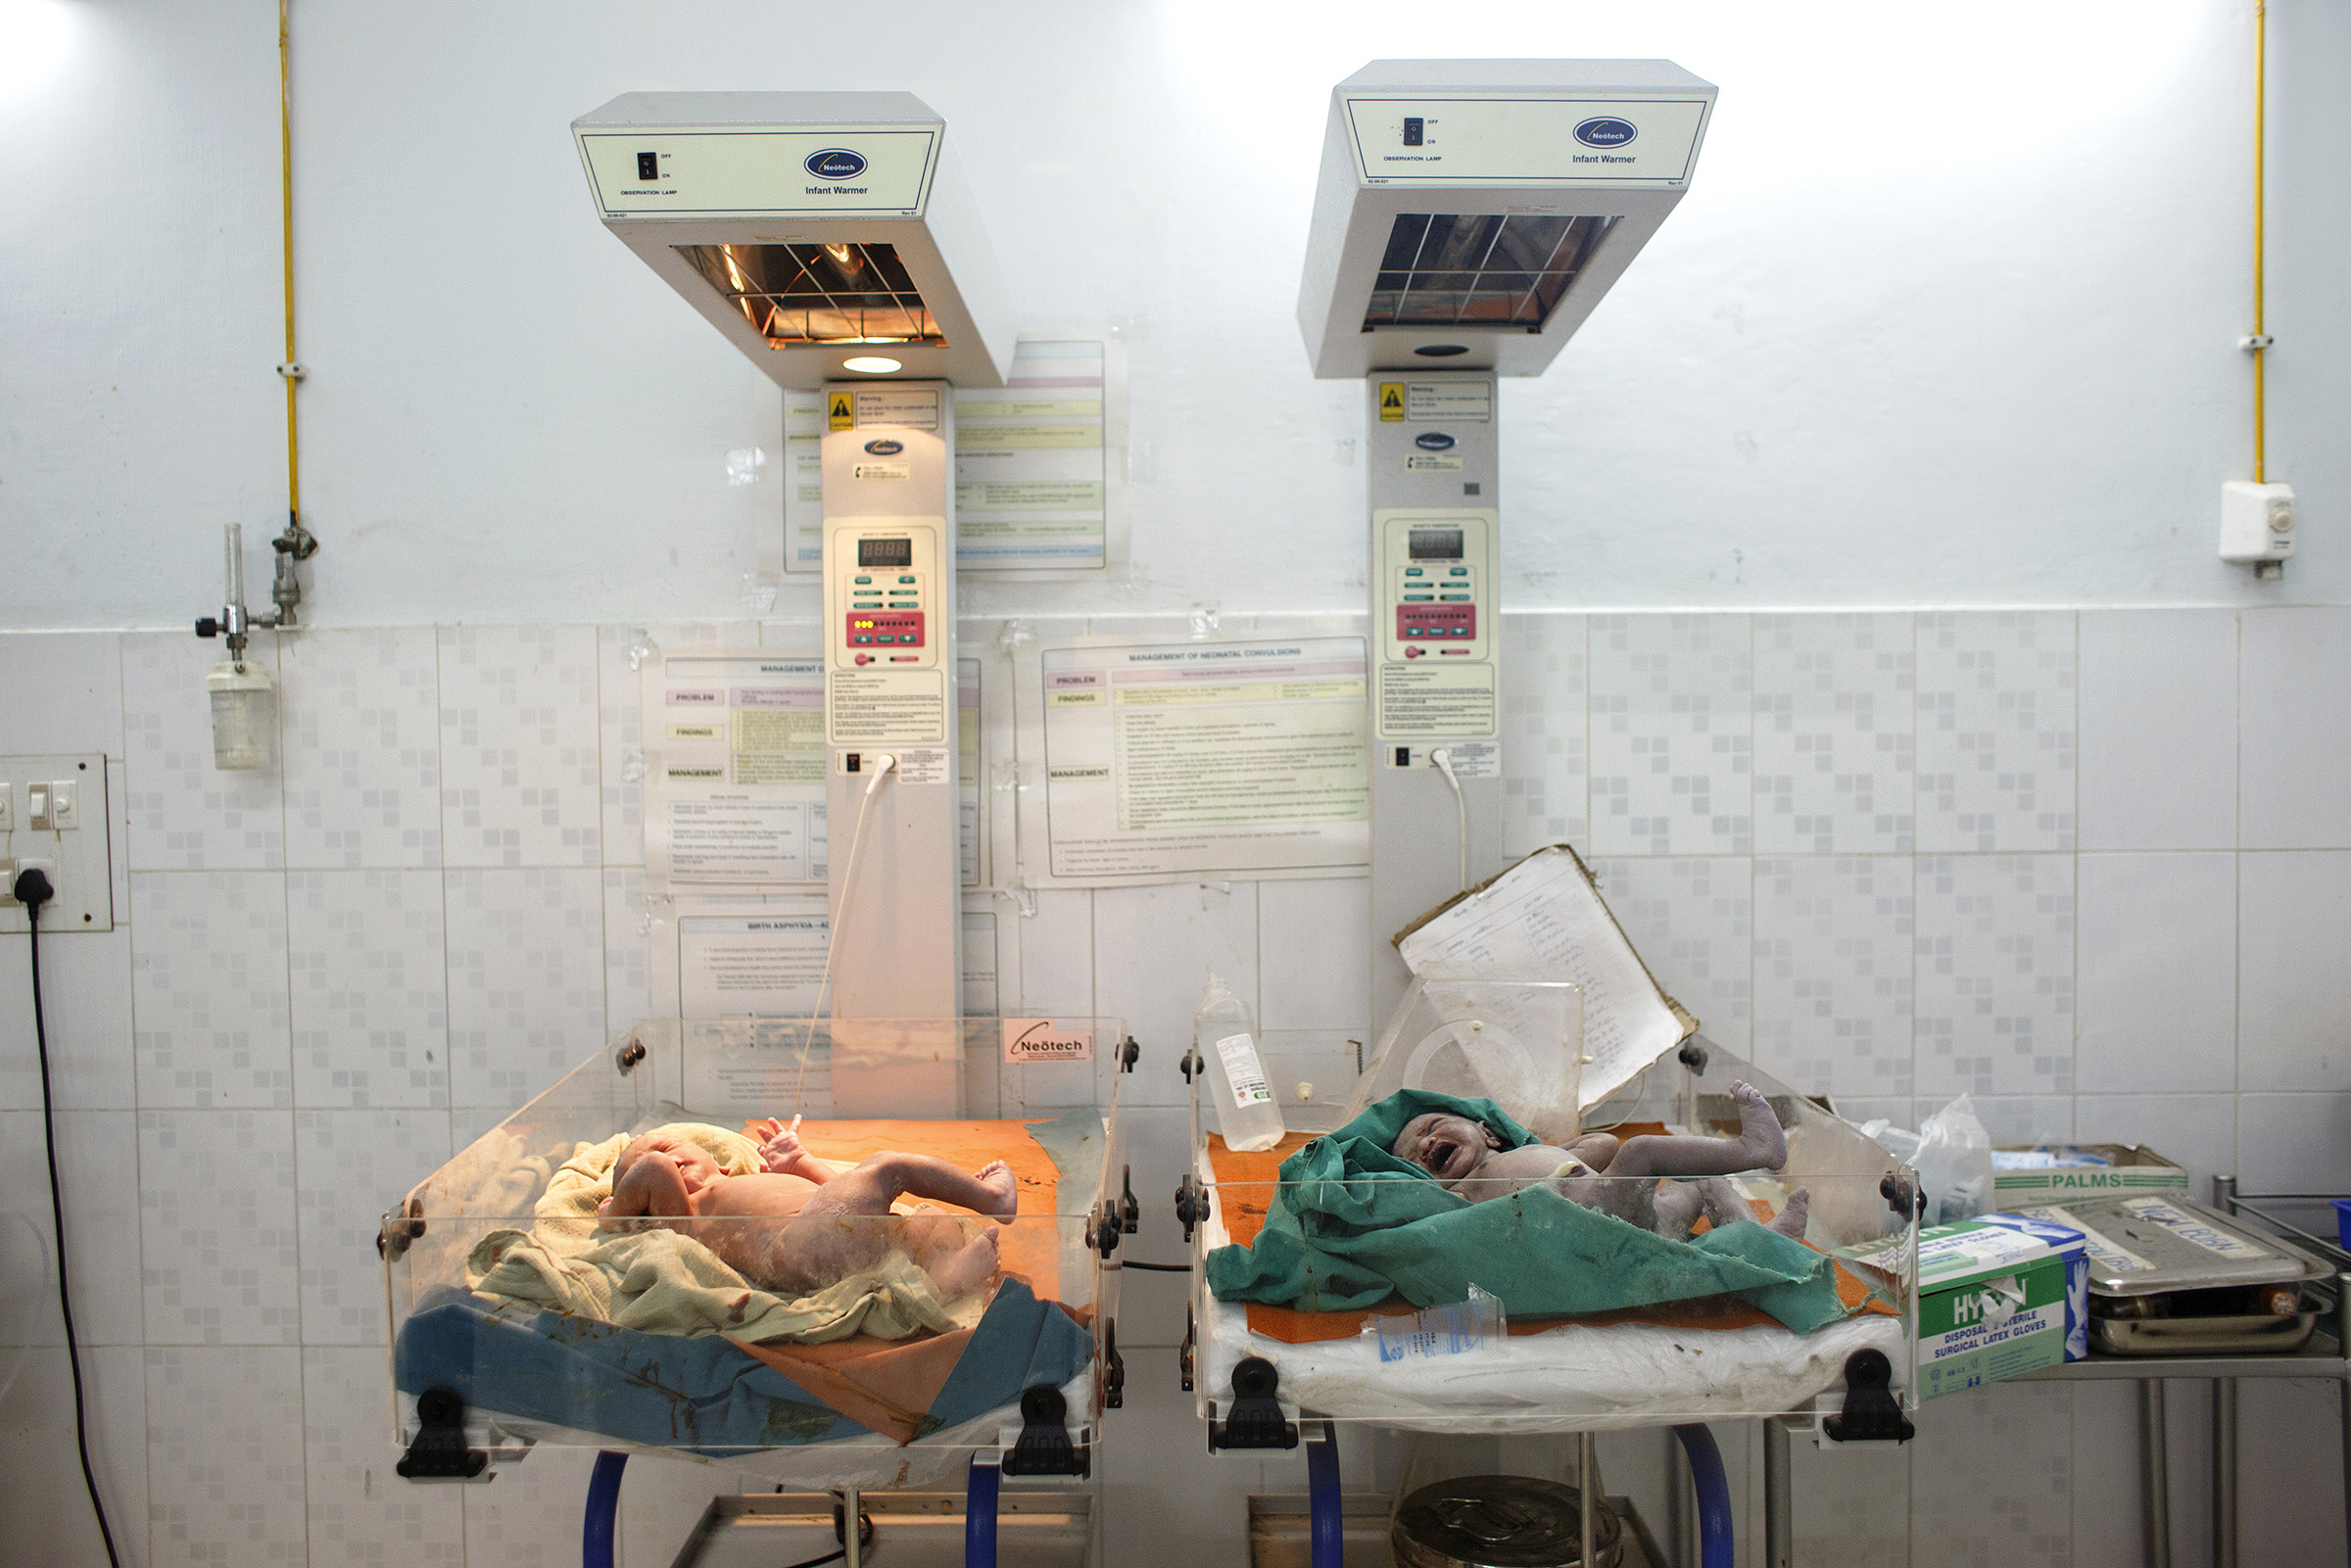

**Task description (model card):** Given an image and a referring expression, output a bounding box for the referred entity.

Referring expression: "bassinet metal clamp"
[1175,1173,1208,1242]
[1086,1200,1125,1259]
[1001,1385,1090,1478]
[1119,1034,1140,1072]
[1208,1356,1298,1451]
[1823,1349,1914,1443]
[1180,1304,1195,1393]
[396,1387,489,1481]
[1119,1166,1139,1235]
[1103,1320,1126,1410]
[612,1033,647,1074]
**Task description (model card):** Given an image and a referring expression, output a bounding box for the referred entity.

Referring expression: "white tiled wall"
[3,608,2348,1564]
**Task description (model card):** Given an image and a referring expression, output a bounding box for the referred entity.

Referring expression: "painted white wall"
[2,0,2344,631]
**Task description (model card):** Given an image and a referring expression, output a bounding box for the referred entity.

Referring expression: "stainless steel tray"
[2016,1194,2330,1296]
[2089,1310,2320,1357]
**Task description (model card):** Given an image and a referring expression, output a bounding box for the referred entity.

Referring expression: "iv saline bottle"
[1194,970,1284,1152]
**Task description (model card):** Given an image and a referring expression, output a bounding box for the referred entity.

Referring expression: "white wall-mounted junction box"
[2221,480,2295,575]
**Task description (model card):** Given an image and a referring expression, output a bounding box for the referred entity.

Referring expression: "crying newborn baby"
[1390,1080,1810,1242]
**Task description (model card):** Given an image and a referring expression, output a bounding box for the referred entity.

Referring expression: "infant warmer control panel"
[827,526,943,672]
[835,533,938,667]
[1376,512,1494,664]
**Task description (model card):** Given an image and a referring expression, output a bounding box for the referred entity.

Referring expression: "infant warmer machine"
[1175,63,1925,1567]
[382,95,1130,1568]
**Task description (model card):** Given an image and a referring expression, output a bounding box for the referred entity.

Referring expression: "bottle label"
[1215,1033,1272,1108]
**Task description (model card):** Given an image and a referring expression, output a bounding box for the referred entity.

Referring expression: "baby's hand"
[760,1127,812,1174]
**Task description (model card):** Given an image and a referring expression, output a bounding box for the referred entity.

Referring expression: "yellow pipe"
[2253,0,2267,484]
[279,0,300,519]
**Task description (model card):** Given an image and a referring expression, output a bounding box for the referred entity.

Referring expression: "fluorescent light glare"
[842,356,902,374]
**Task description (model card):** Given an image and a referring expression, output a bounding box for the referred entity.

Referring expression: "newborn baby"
[1390,1080,1810,1242]
[597,1118,1018,1299]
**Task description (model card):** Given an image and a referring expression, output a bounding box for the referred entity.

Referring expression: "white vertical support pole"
[1364,370,1503,1028]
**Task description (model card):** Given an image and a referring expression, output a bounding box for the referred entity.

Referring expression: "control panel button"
[1403,593,1433,601]
[897,576,917,584]
[1440,594,1470,601]
[1449,567,1468,576]
[1405,567,1424,577]
[853,575,872,585]
[852,635,873,644]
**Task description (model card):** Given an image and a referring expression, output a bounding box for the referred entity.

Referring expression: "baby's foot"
[1729,1080,1789,1171]
[932,1227,1001,1297]
[1768,1186,1811,1240]
[974,1160,1020,1223]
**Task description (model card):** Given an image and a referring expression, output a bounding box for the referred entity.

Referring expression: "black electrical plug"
[13,867,54,911]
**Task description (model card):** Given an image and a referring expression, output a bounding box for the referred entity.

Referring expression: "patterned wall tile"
[462,1446,604,1568]
[1590,614,1751,856]
[2242,608,2351,849]
[1916,611,2076,852]
[1753,612,1914,854]
[0,926,135,1112]
[0,1345,147,1564]
[1789,1433,1911,1566]
[0,630,124,754]
[304,1346,465,1566]
[1590,857,1752,1051]
[1095,881,1258,1108]
[445,868,607,1110]
[130,870,292,1108]
[601,867,655,1033]
[2239,850,2351,1093]
[2076,852,2235,1094]
[139,1109,300,1346]
[295,1109,452,1347]
[1915,855,2075,1097]
[2077,608,2236,851]
[0,1110,145,1346]
[1752,856,1913,1098]
[146,1345,308,1564]
[281,626,442,869]
[1260,878,1369,1033]
[287,870,449,1109]
[122,632,284,870]
[1499,611,1589,857]
[1912,1383,2074,1568]
[437,624,600,869]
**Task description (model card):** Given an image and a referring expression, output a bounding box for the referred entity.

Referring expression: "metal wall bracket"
[1208,1356,1298,1451]
[1002,1385,1089,1478]
[1823,1349,1914,1443]
[397,1387,489,1481]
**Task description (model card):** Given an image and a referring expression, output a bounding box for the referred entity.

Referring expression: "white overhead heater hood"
[1297,60,1717,379]
[573,91,1016,388]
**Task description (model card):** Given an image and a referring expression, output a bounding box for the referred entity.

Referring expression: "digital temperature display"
[1408,527,1464,560]
[857,537,913,569]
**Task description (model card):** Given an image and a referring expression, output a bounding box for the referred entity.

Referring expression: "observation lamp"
[574,91,1015,388]
[1297,60,1717,378]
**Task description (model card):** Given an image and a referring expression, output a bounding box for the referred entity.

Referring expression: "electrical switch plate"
[0,755,113,933]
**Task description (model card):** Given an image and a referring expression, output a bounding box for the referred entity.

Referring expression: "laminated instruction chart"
[644,652,827,886]
[782,337,1109,574]
[1025,634,1369,883]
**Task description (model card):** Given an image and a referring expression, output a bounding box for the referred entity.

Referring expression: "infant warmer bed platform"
[1179,1003,1920,1443]
[382,1017,1135,1492]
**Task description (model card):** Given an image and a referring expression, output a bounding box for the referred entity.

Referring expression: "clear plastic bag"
[1912,1094,1993,1225]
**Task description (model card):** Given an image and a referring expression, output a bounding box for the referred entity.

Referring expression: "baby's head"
[613,1130,725,1197]
[1391,1112,1505,1182]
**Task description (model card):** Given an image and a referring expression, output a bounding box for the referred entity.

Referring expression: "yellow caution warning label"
[1378,382,1406,422]
[828,392,856,430]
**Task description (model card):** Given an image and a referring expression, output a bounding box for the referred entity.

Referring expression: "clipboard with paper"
[1382,844,1699,1114]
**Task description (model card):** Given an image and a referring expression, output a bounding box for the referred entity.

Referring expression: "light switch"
[26,782,51,831]
[47,780,77,830]
[0,786,11,832]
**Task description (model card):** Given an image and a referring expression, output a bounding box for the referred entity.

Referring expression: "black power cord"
[15,867,121,1568]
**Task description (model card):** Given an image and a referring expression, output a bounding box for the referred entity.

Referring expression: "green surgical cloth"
[1203,1090,1850,1334]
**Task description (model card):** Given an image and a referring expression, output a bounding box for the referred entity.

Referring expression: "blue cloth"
[394,1277,1091,1454]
